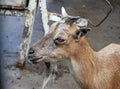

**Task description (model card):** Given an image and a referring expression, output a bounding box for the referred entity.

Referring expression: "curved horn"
[61,6,68,17]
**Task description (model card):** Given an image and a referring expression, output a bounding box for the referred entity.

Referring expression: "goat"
[28,7,120,89]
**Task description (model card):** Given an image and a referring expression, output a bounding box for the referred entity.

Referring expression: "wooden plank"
[39,0,49,35]
[0,0,26,7]
[16,0,38,68]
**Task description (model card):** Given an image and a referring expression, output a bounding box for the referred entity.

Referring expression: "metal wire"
[89,0,113,27]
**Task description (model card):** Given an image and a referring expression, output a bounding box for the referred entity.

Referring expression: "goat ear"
[48,12,62,22]
[61,7,68,17]
[75,18,88,27]
[65,16,80,25]
[73,28,91,41]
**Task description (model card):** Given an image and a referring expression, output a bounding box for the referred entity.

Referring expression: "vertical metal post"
[16,0,38,68]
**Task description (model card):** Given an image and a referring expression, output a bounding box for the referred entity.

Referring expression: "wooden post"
[16,0,38,68]
[39,0,49,35]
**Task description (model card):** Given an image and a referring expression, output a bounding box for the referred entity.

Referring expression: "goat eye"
[54,37,65,45]
[56,38,65,42]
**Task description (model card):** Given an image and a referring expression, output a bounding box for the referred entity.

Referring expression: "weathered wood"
[16,0,38,68]
[0,0,26,9]
[0,9,28,16]
[39,0,49,35]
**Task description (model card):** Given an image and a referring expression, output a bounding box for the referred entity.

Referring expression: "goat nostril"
[29,48,35,54]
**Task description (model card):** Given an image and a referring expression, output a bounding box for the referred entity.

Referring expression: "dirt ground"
[1,0,120,89]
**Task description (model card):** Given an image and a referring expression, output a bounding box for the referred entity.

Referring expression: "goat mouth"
[30,57,43,64]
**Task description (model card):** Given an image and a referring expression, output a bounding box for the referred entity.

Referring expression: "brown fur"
[67,37,120,89]
[29,22,120,89]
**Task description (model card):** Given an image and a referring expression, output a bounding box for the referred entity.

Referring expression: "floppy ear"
[61,6,68,17]
[73,28,91,41]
